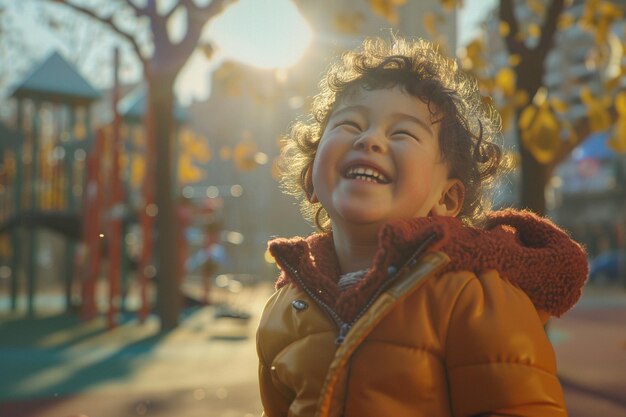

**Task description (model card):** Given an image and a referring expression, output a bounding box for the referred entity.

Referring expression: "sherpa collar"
[268,209,588,323]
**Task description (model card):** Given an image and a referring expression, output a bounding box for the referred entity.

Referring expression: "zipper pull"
[335,323,352,345]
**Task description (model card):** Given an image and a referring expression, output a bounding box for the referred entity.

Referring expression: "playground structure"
[0,51,215,327]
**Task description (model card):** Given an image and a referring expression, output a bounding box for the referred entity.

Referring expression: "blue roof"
[118,86,187,123]
[11,51,101,102]
[572,131,614,161]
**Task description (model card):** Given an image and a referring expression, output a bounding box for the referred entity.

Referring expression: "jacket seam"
[448,360,557,377]
[360,339,443,361]
[443,274,475,356]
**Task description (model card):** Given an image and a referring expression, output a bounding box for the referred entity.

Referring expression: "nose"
[353,130,387,153]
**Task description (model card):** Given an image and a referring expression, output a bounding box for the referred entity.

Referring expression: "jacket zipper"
[277,232,437,346]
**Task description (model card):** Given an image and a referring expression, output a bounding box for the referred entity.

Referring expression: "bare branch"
[50,0,148,70]
[537,0,565,55]
[122,0,146,17]
[499,0,527,55]
[175,0,234,64]
[188,0,233,23]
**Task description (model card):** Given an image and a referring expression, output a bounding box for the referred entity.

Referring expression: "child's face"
[311,86,458,231]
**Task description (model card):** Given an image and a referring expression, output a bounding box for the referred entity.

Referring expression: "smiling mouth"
[344,165,391,184]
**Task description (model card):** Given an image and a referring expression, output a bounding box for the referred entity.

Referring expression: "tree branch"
[176,0,233,61]
[499,0,528,55]
[50,0,147,69]
[122,0,146,18]
[537,0,565,55]
[188,0,233,23]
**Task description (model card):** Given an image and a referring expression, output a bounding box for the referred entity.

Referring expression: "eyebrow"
[331,105,434,135]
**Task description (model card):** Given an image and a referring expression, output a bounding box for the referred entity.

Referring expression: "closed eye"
[392,130,418,140]
[334,120,362,131]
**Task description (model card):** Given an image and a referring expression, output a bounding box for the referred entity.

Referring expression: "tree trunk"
[149,74,180,330]
[518,141,550,216]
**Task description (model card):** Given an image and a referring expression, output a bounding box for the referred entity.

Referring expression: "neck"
[331,223,380,274]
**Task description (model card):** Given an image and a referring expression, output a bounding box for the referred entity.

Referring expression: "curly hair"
[278,36,505,231]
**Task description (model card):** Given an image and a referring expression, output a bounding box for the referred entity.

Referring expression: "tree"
[354,0,626,215]
[456,0,626,215]
[47,0,234,329]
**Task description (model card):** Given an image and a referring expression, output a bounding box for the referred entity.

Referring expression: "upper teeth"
[346,166,389,183]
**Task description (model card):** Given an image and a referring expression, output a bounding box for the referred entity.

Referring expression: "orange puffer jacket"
[257,210,588,417]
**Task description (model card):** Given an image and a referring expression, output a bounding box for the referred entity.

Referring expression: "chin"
[336,209,387,225]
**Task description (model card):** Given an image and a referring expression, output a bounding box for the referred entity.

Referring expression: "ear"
[304,165,318,203]
[431,179,465,217]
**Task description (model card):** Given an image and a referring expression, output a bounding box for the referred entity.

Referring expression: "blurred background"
[0,0,624,416]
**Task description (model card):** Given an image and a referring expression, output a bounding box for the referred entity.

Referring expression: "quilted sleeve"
[444,269,567,417]
[256,290,292,417]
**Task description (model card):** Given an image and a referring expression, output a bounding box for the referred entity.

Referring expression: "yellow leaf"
[441,0,461,12]
[528,0,546,15]
[515,90,529,108]
[521,103,561,164]
[495,68,516,97]
[607,121,626,152]
[233,140,258,171]
[558,13,575,30]
[580,86,612,133]
[518,104,537,131]
[550,97,569,113]
[178,154,203,183]
[615,91,626,116]
[508,54,521,67]
[460,39,485,71]
[423,12,438,37]
[527,23,541,38]
[368,0,407,25]
[130,157,145,188]
[333,11,364,34]
[609,91,626,153]
[499,21,510,37]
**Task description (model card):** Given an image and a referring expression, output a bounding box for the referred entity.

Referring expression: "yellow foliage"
[608,91,626,153]
[440,0,462,11]
[550,97,569,113]
[233,140,258,171]
[179,130,212,164]
[423,12,439,37]
[581,0,623,44]
[178,153,204,184]
[130,157,145,188]
[460,39,485,71]
[334,10,364,34]
[527,23,541,39]
[558,13,575,30]
[508,54,521,67]
[527,0,545,16]
[515,90,529,108]
[495,68,516,97]
[519,102,562,164]
[580,86,612,133]
[368,0,407,25]
[499,21,510,37]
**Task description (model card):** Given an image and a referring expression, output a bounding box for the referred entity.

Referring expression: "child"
[257,36,587,417]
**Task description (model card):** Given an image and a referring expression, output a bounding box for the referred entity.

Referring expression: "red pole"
[107,47,123,329]
[138,87,155,324]
[80,129,105,320]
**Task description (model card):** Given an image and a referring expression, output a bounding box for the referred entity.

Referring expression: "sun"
[207,0,313,69]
